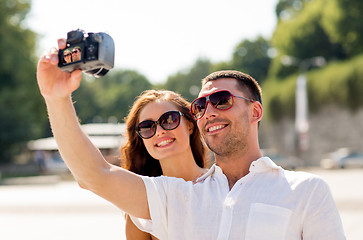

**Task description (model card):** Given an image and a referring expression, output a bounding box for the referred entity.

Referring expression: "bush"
[262,54,363,121]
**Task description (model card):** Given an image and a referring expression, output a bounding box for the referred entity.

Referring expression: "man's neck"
[215,151,262,190]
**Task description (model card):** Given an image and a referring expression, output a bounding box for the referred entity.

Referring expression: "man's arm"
[302,178,345,239]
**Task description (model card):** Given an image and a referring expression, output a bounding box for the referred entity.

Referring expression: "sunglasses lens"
[159,111,181,130]
[137,121,156,139]
[191,98,206,119]
[210,91,233,110]
[191,91,233,119]
[136,111,182,139]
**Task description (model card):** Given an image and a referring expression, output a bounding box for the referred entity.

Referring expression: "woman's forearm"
[37,44,150,219]
[44,96,110,188]
[44,96,150,219]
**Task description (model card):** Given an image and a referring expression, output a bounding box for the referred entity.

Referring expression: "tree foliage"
[230,36,271,84]
[263,55,363,121]
[73,70,152,123]
[0,0,45,163]
[275,0,308,20]
[163,59,213,102]
[2,0,363,165]
[321,0,363,56]
[263,0,363,120]
[269,0,346,78]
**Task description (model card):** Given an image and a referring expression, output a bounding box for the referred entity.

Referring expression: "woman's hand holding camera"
[36,38,82,101]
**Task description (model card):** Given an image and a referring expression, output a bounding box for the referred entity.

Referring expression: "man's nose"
[203,101,218,119]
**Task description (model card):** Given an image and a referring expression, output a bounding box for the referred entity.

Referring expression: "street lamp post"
[295,73,309,152]
[281,56,326,154]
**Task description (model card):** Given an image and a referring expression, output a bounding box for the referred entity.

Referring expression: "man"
[71,47,81,62]
[130,70,346,239]
[37,40,345,239]
[193,70,263,188]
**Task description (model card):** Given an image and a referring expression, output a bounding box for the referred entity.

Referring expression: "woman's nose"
[154,123,166,136]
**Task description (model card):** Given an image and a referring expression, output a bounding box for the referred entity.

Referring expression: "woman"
[63,49,72,63]
[121,90,208,239]
[37,38,210,239]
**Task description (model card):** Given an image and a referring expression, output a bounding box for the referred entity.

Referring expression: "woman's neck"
[159,150,206,181]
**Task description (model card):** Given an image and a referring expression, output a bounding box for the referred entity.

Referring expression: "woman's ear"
[187,120,194,135]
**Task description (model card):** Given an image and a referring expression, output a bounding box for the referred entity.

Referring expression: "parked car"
[320,148,363,169]
[262,149,302,170]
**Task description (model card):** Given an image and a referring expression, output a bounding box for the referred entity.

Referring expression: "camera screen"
[60,45,83,65]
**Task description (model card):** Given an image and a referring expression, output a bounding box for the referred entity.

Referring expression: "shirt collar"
[249,156,282,173]
[196,156,282,182]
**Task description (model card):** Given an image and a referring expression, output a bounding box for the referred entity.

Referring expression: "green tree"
[275,0,308,20]
[322,0,363,56]
[0,0,45,164]
[72,70,152,123]
[72,77,102,123]
[163,59,213,102]
[269,0,345,78]
[230,36,271,84]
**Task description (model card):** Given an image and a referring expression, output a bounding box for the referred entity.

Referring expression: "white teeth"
[157,139,174,147]
[208,125,224,132]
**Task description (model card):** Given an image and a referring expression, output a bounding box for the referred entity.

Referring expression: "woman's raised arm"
[36,39,150,219]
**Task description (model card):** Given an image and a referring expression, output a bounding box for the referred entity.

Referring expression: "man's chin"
[206,141,227,156]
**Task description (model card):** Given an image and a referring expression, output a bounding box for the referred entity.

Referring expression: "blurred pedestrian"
[34,150,46,173]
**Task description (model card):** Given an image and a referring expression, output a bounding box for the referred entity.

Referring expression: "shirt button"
[224,197,234,209]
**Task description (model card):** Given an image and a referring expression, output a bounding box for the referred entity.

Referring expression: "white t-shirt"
[131,157,345,240]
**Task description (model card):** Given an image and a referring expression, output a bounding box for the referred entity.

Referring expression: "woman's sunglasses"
[190,90,255,120]
[136,111,184,139]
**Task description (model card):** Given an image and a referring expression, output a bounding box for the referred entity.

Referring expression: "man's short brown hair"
[202,70,262,105]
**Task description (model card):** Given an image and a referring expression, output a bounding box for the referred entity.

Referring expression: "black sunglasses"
[190,90,255,120]
[136,111,184,139]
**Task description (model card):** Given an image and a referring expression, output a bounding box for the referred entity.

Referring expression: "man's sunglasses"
[190,90,255,120]
[136,111,184,139]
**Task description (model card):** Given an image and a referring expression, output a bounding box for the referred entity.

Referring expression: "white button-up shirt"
[131,157,345,240]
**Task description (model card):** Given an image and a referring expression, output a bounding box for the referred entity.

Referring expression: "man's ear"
[251,101,263,124]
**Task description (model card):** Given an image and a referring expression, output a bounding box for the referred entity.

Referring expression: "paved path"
[0,180,125,240]
[0,169,362,239]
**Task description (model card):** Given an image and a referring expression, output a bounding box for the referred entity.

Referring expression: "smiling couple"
[36,39,345,240]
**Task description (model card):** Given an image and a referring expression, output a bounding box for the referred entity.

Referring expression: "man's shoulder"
[281,169,329,190]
